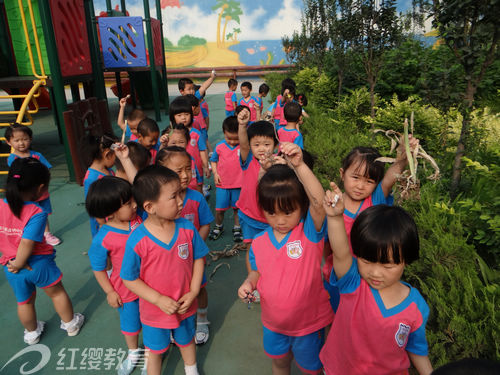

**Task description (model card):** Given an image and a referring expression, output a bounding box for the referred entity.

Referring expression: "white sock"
[184,363,199,375]
[197,308,208,323]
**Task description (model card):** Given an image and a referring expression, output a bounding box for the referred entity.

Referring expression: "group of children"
[0,74,433,375]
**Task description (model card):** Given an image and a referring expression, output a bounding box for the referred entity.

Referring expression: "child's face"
[357,256,405,291]
[114,198,137,222]
[138,132,159,150]
[7,131,31,153]
[260,91,268,98]
[151,180,183,220]
[241,86,251,98]
[167,130,188,149]
[180,83,195,95]
[249,136,275,161]
[174,112,191,126]
[160,154,192,190]
[230,84,237,92]
[224,131,239,147]
[263,206,302,236]
[340,162,377,202]
[128,119,140,135]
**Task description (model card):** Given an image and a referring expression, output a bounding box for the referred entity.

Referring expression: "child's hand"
[238,279,255,301]
[253,102,260,112]
[323,182,344,217]
[237,108,250,125]
[106,290,122,308]
[203,166,211,178]
[7,259,31,273]
[177,291,197,314]
[280,142,303,168]
[112,143,129,160]
[213,172,221,185]
[397,134,419,162]
[119,95,130,108]
[159,133,169,145]
[211,69,216,78]
[258,152,285,171]
[156,295,179,315]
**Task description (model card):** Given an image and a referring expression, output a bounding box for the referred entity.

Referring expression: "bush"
[294,67,320,97]
[264,72,293,102]
[178,35,206,47]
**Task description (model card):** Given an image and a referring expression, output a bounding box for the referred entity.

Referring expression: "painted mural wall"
[94,0,303,68]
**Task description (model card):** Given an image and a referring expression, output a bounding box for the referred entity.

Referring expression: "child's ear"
[104,149,115,160]
[36,183,47,197]
[339,168,345,180]
[143,200,155,215]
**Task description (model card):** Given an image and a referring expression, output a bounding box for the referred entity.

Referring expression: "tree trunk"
[222,17,230,47]
[450,80,476,196]
[338,70,344,99]
[369,75,376,124]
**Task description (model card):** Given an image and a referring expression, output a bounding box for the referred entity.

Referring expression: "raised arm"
[113,143,138,183]
[197,70,216,97]
[237,108,251,163]
[323,182,352,279]
[117,96,128,132]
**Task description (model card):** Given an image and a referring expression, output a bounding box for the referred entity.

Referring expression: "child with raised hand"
[120,165,208,375]
[238,143,333,375]
[178,70,216,99]
[117,97,146,142]
[134,118,160,163]
[156,146,214,345]
[1,158,84,345]
[239,81,261,123]
[86,176,145,375]
[5,123,60,246]
[114,141,151,181]
[209,115,243,242]
[277,102,304,149]
[82,133,117,237]
[224,78,238,116]
[320,185,433,375]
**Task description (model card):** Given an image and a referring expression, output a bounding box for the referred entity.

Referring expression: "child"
[156,146,214,345]
[277,102,304,149]
[117,97,147,142]
[178,70,216,99]
[120,165,208,375]
[86,176,145,375]
[225,78,238,117]
[5,123,60,246]
[239,81,261,123]
[320,188,433,374]
[114,141,151,181]
[1,158,84,345]
[257,83,270,115]
[134,118,160,163]
[209,116,243,242]
[238,143,333,375]
[296,93,309,118]
[271,78,296,127]
[82,134,117,237]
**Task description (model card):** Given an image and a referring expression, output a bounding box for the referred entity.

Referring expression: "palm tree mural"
[232,27,241,41]
[212,0,242,48]
[212,0,229,47]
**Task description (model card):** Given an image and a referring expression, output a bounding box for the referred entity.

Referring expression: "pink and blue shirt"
[8,150,51,169]
[235,151,266,223]
[225,91,237,112]
[180,188,214,231]
[124,121,138,142]
[249,211,333,336]
[120,219,209,329]
[239,96,259,122]
[320,260,429,374]
[210,140,242,189]
[277,127,304,149]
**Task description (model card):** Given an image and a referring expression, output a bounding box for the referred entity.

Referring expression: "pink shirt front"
[235,152,266,223]
[186,128,203,176]
[210,140,242,189]
[225,91,237,111]
[249,211,333,336]
[273,95,284,120]
[239,96,258,121]
[194,112,207,130]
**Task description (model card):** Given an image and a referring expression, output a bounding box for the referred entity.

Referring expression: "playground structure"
[0,0,169,183]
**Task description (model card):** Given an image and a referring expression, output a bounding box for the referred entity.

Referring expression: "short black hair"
[169,96,193,125]
[341,146,385,184]
[5,123,32,141]
[283,102,302,122]
[258,164,309,217]
[80,133,117,167]
[156,146,191,166]
[85,176,133,218]
[185,94,199,108]
[259,83,270,94]
[133,165,179,210]
[432,358,500,375]
[168,123,191,143]
[222,116,238,134]
[351,205,420,265]
[247,120,278,145]
[137,118,159,137]
[228,78,238,88]
[241,81,252,91]
[178,78,193,91]
[115,141,150,172]
[281,78,296,94]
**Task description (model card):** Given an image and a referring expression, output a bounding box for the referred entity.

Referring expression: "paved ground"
[0,88,304,374]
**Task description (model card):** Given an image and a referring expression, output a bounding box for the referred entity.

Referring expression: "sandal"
[208,224,224,240]
[232,226,243,243]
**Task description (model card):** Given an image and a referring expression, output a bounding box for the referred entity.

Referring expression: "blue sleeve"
[194,164,202,183]
[249,246,257,271]
[197,196,214,226]
[197,133,207,151]
[22,212,47,242]
[406,294,430,355]
[303,209,326,243]
[210,146,220,162]
[125,123,131,139]
[372,182,394,206]
[34,152,52,169]
[88,235,109,272]
[294,133,304,148]
[120,236,142,281]
[231,92,237,102]
[194,90,202,100]
[191,226,209,260]
[201,106,208,118]
[330,257,361,294]
[7,154,16,167]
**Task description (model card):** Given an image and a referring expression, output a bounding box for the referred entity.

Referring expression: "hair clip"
[13,174,21,178]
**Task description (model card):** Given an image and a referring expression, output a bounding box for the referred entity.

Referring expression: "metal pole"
[106,0,112,16]
[121,0,127,14]
[143,0,160,121]
[155,0,169,115]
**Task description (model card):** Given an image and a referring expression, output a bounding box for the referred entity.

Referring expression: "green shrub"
[264,72,293,102]
[178,35,206,47]
[331,87,373,131]
[310,73,337,112]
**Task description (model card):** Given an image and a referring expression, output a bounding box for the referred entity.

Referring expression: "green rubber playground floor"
[0,91,302,374]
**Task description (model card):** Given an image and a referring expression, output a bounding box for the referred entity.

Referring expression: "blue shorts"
[225,110,235,117]
[4,253,62,305]
[118,299,141,335]
[200,128,208,144]
[323,280,340,312]
[142,314,196,354]
[38,197,52,214]
[263,326,325,374]
[238,211,269,243]
[215,187,241,211]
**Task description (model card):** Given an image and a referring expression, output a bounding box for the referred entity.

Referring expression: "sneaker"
[117,351,141,375]
[202,184,211,198]
[208,224,224,240]
[194,322,210,345]
[24,321,45,345]
[252,290,261,303]
[232,226,243,243]
[60,313,85,336]
[45,232,61,246]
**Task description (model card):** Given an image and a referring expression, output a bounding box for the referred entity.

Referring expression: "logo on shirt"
[183,213,195,225]
[178,243,189,259]
[395,323,411,347]
[237,149,241,157]
[190,139,196,147]
[286,240,303,259]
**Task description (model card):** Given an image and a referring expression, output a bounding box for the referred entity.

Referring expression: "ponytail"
[6,158,50,218]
